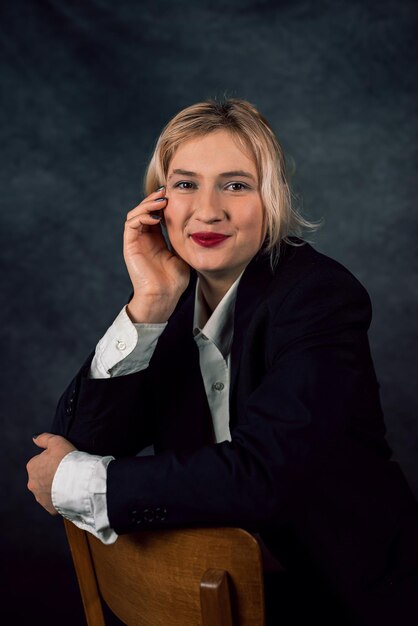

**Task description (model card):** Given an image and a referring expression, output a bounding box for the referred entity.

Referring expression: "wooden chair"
[64,519,265,626]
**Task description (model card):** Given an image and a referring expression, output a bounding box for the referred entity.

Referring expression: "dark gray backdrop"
[1,0,417,623]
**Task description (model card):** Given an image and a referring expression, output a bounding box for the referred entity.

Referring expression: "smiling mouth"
[190,232,231,248]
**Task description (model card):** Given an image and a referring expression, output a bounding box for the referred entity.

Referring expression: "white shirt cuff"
[89,305,167,378]
[52,450,117,545]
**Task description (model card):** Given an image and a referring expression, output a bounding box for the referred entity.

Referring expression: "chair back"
[64,519,265,626]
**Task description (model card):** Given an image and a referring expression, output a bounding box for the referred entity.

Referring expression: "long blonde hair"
[144,99,316,264]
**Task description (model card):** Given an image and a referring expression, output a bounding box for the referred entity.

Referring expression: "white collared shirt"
[52,275,242,544]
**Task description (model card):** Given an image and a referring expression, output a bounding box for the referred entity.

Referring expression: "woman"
[27,99,418,625]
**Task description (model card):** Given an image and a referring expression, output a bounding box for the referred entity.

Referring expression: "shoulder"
[274,240,366,290]
[274,243,372,332]
[244,241,369,299]
[237,241,372,328]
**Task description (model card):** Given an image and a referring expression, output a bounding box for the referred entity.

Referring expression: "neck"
[197,274,236,313]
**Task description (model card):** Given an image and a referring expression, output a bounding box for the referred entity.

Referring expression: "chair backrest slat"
[64,520,265,626]
[200,568,234,626]
[64,518,106,626]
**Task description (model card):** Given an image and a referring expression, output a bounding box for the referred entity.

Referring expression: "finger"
[129,185,166,209]
[32,432,56,449]
[126,199,167,223]
[147,185,166,201]
[144,185,165,200]
[26,454,40,474]
[124,209,168,240]
[126,194,167,220]
[125,212,164,232]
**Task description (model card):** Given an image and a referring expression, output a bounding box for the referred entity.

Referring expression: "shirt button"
[116,340,126,351]
[212,382,224,391]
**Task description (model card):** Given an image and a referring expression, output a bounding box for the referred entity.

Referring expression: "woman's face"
[164,130,264,289]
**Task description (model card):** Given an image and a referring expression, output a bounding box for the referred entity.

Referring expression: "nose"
[193,188,226,223]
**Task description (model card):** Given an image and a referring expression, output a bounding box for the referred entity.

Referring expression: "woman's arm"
[50,352,157,456]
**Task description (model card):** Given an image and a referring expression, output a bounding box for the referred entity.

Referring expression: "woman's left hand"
[26,434,76,514]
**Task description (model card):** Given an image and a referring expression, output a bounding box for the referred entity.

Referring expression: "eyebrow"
[168,168,257,181]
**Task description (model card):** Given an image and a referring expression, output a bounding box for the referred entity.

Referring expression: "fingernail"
[154,197,167,202]
[151,214,162,220]
[156,185,165,191]
[32,433,40,439]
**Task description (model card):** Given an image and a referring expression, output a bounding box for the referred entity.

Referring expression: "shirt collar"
[193,273,243,358]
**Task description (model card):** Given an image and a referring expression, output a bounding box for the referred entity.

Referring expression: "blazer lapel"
[229,242,304,413]
[229,251,275,401]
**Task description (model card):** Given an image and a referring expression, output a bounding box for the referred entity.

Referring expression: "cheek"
[163,201,182,238]
[165,221,180,246]
[239,206,265,239]
[164,195,190,220]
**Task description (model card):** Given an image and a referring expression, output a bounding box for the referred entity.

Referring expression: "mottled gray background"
[1,0,417,622]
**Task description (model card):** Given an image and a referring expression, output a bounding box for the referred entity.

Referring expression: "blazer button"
[130,510,142,525]
[155,507,167,521]
[66,390,75,415]
[142,508,155,523]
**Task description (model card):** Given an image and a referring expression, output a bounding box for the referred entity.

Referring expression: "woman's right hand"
[123,186,190,323]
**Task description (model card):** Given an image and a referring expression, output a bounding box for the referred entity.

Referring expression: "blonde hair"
[144,99,316,264]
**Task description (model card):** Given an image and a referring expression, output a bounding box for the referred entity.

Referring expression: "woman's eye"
[174,181,195,190]
[227,182,248,191]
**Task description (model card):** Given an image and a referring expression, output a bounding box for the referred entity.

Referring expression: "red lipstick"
[190,232,230,248]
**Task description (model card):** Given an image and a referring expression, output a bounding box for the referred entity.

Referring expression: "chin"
[188,254,229,272]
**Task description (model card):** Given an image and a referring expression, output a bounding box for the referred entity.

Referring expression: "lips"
[190,232,230,248]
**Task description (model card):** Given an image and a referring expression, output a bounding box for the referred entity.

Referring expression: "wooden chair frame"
[64,519,265,626]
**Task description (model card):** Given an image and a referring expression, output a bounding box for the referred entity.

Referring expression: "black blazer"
[52,242,418,625]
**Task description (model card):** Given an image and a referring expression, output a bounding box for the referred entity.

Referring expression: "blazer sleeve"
[51,351,155,457]
[106,266,392,534]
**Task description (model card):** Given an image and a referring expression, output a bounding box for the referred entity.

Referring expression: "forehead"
[168,130,257,174]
